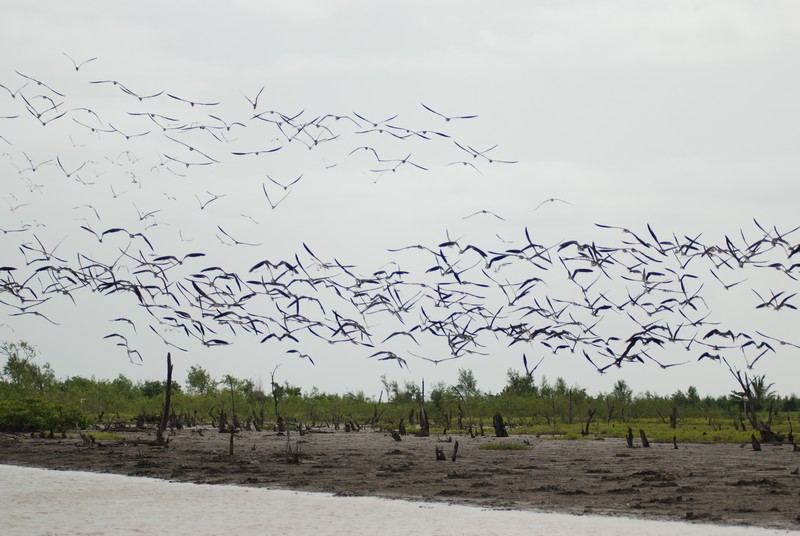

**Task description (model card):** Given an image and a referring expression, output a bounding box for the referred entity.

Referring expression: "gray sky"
[2,1,799,398]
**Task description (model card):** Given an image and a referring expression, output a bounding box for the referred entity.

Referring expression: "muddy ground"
[1,427,799,530]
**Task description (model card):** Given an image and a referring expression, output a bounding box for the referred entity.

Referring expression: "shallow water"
[0,464,794,536]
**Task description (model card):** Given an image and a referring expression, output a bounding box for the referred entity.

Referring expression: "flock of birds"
[1,55,798,385]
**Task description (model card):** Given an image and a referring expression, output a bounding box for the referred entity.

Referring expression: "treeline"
[1,341,797,438]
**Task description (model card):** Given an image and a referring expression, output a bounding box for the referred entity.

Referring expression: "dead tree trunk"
[418,378,429,437]
[568,389,574,424]
[605,397,615,424]
[581,408,596,436]
[418,404,429,437]
[156,353,173,445]
[492,412,509,437]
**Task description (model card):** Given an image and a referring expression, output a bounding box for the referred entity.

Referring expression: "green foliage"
[138,379,181,398]
[186,365,214,395]
[1,341,55,395]
[455,368,480,398]
[503,369,536,396]
[2,340,799,443]
[0,398,89,432]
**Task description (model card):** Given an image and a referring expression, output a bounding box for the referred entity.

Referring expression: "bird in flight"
[534,198,573,211]
[62,53,98,71]
[243,86,265,110]
[462,209,505,221]
[421,103,477,121]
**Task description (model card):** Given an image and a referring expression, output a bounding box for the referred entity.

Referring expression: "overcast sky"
[2,1,799,398]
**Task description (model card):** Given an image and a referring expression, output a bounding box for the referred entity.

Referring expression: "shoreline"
[1,428,798,530]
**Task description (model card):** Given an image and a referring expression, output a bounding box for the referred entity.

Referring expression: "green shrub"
[0,398,90,432]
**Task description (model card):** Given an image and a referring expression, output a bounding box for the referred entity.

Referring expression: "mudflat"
[1,428,798,530]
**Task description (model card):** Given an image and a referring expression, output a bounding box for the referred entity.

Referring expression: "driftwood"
[390,430,402,442]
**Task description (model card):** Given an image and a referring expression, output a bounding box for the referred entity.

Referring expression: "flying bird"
[62,53,98,71]
[421,103,478,121]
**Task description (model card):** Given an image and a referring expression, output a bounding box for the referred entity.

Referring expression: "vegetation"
[1,340,798,443]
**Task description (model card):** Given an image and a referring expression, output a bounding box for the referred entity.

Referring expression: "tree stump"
[673,435,678,449]
[398,418,406,436]
[751,434,762,451]
[390,430,402,442]
[492,412,509,438]
[435,446,446,461]
[418,404,429,437]
[639,428,650,448]
[625,427,634,448]
[451,440,459,462]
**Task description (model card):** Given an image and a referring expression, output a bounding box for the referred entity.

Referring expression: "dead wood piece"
[639,428,650,448]
[751,434,762,451]
[625,427,634,448]
[673,435,678,450]
[390,430,402,442]
[492,412,509,438]
[451,440,459,462]
[435,445,446,461]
